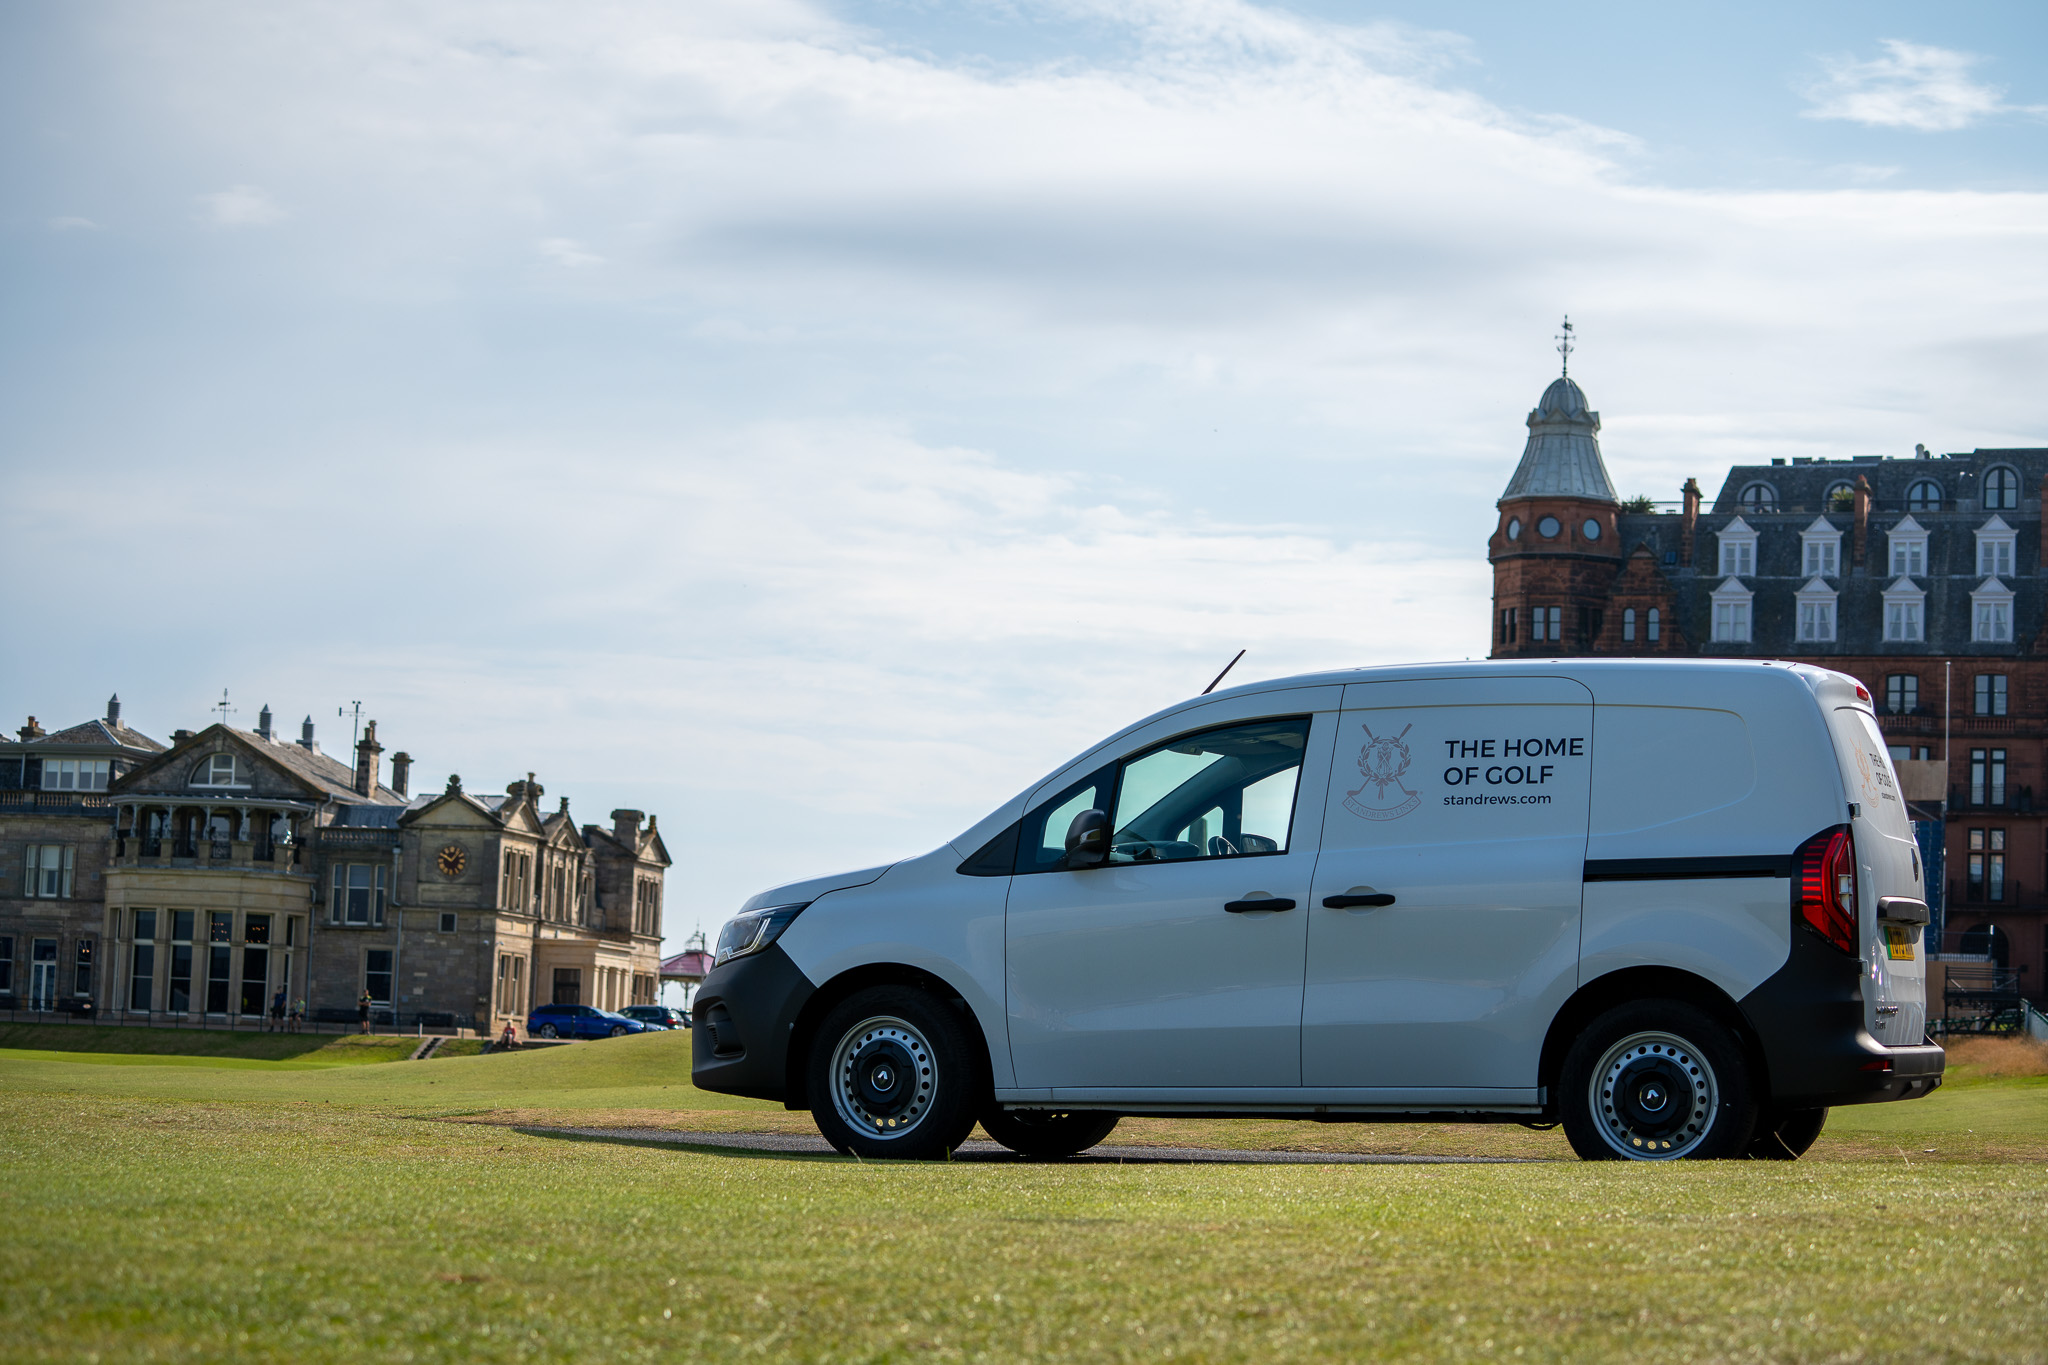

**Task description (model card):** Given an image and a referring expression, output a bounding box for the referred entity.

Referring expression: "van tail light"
[1793,826,1858,955]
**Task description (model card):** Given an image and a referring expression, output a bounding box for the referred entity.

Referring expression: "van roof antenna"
[1202,649,1246,696]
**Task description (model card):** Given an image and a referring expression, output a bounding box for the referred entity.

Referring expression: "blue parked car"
[527,1003,650,1040]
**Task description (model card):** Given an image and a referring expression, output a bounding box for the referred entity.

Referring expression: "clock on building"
[436,844,468,878]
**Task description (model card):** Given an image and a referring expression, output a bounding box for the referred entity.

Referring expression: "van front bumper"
[1739,927,1945,1109]
[691,944,816,1104]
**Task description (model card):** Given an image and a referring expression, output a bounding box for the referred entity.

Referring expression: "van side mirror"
[1064,809,1110,869]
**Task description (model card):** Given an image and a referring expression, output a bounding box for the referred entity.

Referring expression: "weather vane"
[213,689,236,727]
[1556,315,1574,378]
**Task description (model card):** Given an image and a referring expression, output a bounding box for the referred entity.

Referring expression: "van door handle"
[1323,891,1396,909]
[1224,897,1296,913]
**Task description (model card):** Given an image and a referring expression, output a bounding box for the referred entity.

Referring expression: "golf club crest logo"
[1343,720,1421,821]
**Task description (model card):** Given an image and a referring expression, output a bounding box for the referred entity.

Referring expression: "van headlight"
[714,903,810,967]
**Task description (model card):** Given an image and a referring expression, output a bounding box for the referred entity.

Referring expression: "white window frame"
[1799,517,1842,579]
[40,759,111,792]
[1906,479,1942,512]
[1710,577,1753,643]
[1887,515,1928,579]
[1737,483,1778,513]
[191,753,250,788]
[1972,577,2015,643]
[1975,515,2016,580]
[24,845,75,899]
[1794,577,1837,643]
[1717,517,1758,578]
[1883,577,1926,643]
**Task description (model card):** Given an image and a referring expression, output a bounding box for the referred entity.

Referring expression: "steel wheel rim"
[1590,1030,1718,1160]
[830,1015,937,1141]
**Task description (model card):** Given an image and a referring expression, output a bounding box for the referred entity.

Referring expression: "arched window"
[1738,482,1778,513]
[1824,480,1855,509]
[1906,479,1942,511]
[1983,466,2020,511]
[1623,608,1636,642]
[1646,608,1660,642]
[190,754,248,788]
[1958,922,2009,967]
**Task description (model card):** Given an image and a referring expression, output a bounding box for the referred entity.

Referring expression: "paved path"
[528,1127,1544,1164]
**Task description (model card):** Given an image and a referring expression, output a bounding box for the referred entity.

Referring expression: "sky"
[3,0,2045,946]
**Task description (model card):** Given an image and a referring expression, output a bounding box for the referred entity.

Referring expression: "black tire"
[609,1025,628,1037]
[807,985,983,1160]
[981,1107,1120,1159]
[537,1024,558,1039]
[1747,1107,1827,1160]
[1560,1000,1757,1161]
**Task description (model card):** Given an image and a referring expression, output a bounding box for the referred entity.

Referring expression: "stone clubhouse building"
[0,700,668,1030]
[1489,367,2048,998]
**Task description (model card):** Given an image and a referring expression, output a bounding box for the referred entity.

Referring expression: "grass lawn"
[1,1033,2044,1362]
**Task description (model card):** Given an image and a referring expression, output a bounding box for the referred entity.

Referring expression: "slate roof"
[239,728,407,804]
[16,718,165,752]
[1499,376,1618,504]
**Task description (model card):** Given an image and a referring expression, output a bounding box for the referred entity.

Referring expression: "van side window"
[1108,717,1310,863]
[1015,767,1115,875]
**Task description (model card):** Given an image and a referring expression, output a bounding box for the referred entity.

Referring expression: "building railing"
[0,790,112,811]
[1949,786,2036,813]
[1950,878,2025,908]
[315,829,400,848]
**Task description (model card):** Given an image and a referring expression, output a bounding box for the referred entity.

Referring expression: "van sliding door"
[1304,675,1592,1094]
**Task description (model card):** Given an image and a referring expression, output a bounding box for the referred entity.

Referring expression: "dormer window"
[1888,516,1928,578]
[1710,578,1752,643]
[1737,483,1777,513]
[1824,480,1855,510]
[1795,577,1837,643]
[1975,515,2016,579]
[42,759,111,792]
[192,754,249,788]
[1800,517,1841,578]
[1884,578,1925,643]
[1717,517,1757,577]
[1983,465,2019,511]
[1972,578,2014,643]
[1906,479,1942,512]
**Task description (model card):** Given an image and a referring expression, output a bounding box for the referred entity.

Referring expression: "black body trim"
[691,943,817,1103]
[1584,855,1792,882]
[1737,917,1944,1109]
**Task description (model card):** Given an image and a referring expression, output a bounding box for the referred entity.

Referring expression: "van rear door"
[1819,693,1927,1046]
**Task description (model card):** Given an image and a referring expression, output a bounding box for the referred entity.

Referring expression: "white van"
[693,659,1944,1161]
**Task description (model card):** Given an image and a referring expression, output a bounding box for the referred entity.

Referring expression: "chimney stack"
[257,704,273,740]
[18,717,44,742]
[612,809,644,845]
[106,695,121,726]
[354,721,383,797]
[389,751,411,799]
[1678,478,1701,567]
[1853,476,1871,570]
[299,716,317,751]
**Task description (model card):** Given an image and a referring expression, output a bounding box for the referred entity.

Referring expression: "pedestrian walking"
[291,998,305,1033]
[269,987,286,1033]
[358,991,372,1034]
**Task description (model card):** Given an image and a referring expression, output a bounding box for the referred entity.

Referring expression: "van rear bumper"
[1738,926,1945,1109]
[691,945,815,1104]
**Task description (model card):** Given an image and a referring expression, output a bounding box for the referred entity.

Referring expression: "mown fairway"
[1,1028,2044,1363]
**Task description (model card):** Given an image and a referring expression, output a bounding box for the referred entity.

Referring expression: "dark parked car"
[620,1004,690,1030]
[526,1003,650,1040]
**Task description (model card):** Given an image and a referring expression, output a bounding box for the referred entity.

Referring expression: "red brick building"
[1489,371,2048,1002]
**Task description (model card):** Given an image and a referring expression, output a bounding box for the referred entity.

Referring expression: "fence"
[0,1005,476,1035]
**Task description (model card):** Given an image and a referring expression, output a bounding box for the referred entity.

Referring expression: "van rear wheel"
[807,986,982,1160]
[981,1107,1120,1159]
[1561,1001,1756,1161]
[1747,1107,1827,1160]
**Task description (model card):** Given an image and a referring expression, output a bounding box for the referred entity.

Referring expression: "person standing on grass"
[358,991,372,1034]
[291,998,305,1033]
[269,987,286,1033]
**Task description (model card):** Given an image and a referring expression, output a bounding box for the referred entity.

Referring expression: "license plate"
[1884,926,1916,962]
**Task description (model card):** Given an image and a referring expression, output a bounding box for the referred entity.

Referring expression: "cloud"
[538,236,603,267]
[1801,40,2036,132]
[47,216,101,231]
[197,184,285,226]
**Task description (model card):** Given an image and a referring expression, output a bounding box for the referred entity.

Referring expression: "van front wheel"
[808,986,982,1160]
[1561,1001,1757,1161]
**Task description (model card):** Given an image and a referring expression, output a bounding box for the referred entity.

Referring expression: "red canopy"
[659,949,715,982]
